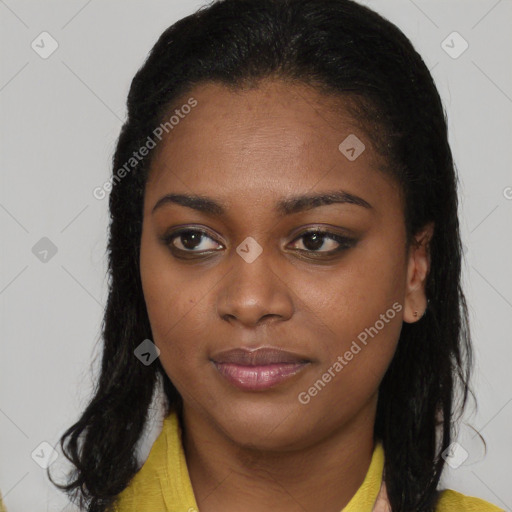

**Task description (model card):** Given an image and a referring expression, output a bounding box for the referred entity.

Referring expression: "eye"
[161,226,357,259]
[288,229,357,255]
[163,228,223,255]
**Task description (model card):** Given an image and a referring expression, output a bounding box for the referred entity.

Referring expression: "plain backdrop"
[1,1,511,511]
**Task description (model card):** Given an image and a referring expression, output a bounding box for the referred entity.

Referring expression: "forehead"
[144,79,397,218]
[151,79,368,164]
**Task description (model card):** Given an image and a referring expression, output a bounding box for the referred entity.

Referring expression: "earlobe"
[403,223,434,323]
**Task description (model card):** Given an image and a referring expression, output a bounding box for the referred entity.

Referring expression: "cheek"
[304,240,405,341]
[141,263,213,400]
[297,238,406,407]
[297,288,403,424]
[139,230,210,369]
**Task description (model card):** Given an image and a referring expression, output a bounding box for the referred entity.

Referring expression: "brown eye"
[164,228,222,254]
[289,230,357,254]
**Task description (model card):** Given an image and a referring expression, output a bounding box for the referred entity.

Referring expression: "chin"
[208,400,315,452]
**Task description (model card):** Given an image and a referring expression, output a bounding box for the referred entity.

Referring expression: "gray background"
[1,0,511,510]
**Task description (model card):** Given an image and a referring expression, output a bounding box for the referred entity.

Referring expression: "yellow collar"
[114,410,385,512]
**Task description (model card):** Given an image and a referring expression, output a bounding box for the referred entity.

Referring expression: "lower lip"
[212,362,309,390]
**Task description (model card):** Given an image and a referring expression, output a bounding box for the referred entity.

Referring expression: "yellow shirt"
[0,491,7,512]
[113,411,503,512]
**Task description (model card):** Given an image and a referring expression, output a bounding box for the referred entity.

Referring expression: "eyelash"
[161,227,357,259]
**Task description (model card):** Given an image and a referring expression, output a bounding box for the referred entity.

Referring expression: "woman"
[50,0,503,510]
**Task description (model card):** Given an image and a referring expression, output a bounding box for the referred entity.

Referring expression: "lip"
[211,347,310,365]
[211,347,311,391]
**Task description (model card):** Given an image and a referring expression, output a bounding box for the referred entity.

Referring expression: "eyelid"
[164,225,222,241]
[162,225,357,256]
[287,228,357,252]
[164,225,351,242]
[287,223,356,238]
[161,226,224,253]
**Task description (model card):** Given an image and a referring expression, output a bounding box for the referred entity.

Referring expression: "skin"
[139,79,432,512]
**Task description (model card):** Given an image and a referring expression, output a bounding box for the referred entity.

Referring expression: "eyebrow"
[151,190,372,216]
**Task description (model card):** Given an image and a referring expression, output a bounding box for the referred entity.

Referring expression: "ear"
[403,222,434,323]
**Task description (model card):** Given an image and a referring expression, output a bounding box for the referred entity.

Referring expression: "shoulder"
[111,415,173,511]
[436,489,504,511]
[112,411,197,512]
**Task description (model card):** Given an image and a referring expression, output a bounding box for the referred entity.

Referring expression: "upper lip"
[211,347,310,366]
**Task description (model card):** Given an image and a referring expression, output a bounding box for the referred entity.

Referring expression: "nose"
[216,245,294,328]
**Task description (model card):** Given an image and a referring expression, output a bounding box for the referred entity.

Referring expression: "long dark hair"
[49,0,474,510]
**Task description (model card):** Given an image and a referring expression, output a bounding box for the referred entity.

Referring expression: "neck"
[181,396,378,512]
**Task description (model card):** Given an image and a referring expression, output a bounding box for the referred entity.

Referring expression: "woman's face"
[140,79,423,450]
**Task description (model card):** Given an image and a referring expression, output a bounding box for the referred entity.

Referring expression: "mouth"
[210,347,311,391]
